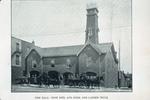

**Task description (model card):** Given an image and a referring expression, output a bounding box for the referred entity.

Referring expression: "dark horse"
[36,72,61,88]
[47,71,61,88]
[36,72,49,87]
[67,74,96,88]
[47,77,60,88]
[78,75,102,89]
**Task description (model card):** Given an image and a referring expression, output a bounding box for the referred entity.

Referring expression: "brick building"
[11,6,119,88]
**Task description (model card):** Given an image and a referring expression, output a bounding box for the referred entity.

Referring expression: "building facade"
[11,6,119,88]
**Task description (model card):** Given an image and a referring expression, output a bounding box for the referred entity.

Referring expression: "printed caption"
[35,96,108,100]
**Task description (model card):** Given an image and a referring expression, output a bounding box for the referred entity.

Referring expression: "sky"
[12,0,132,73]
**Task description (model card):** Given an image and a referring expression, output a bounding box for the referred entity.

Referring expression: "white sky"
[12,0,132,73]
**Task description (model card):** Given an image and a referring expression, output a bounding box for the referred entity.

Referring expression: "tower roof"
[86,1,98,9]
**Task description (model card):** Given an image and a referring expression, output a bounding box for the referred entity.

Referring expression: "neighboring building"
[118,71,132,88]
[11,6,119,88]
[125,73,132,88]
[11,37,39,83]
[118,71,127,87]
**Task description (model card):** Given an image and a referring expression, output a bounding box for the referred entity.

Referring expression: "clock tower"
[85,4,99,44]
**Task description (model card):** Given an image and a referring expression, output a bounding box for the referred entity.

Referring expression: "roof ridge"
[12,36,42,48]
[12,36,31,43]
[43,44,84,49]
[98,42,113,45]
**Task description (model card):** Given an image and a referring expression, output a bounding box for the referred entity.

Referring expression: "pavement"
[11,84,132,92]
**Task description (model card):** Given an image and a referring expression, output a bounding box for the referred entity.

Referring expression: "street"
[12,85,131,92]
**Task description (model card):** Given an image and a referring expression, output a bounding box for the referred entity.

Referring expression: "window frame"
[66,58,72,68]
[51,59,55,67]
[86,56,92,67]
[16,42,20,51]
[32,60,37,68]
[15,54,21,66]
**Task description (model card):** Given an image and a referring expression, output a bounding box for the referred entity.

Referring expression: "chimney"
[32,40,35,45]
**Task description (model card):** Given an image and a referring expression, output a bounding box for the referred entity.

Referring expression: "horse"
[47,77,60,88]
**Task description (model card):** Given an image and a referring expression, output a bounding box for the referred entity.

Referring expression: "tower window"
[88,28,93,37]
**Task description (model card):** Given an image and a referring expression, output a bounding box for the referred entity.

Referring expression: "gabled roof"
[96,42,113,53]
[76,43,102,56]
[40,45,83,57]
[12,36,117,62]
[37,42,114,57]
[27,46,42,56]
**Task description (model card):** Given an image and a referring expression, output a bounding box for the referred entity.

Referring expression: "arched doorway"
[63,72,73,85]
[85,72,97,79]
[29,70,40,84]
[30,70,39,77]
[48,71,59,80]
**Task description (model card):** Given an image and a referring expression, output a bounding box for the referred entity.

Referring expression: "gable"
[97,43,118,64]
[26,49,41,60]
[78,44,100,61]
[77,43,101,56]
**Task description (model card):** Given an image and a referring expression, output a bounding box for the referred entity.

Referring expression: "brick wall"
[78,45,100,75]
[26,50,42,76]
[42,56,78,76]
[104,52,118,88]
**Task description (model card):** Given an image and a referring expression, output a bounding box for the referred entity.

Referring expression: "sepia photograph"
[11,0,132,92]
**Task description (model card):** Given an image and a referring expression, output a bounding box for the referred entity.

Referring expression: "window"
[23,70,26,76]
[32,60,37,68]
[51,59,55,67]
[16,42,20,51]
[88,28,93,37]
[26,47,30,53]
[16,55,20,65]
[66,59,71,68]
[66,64,72,68]
[86,57,92,67]
[33,64,37,68]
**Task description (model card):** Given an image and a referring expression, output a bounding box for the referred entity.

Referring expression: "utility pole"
[119,40,121,71]
[110,1,114,42]
[118,40,121,88]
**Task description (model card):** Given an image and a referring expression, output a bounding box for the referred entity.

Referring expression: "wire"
[12,25,131,37]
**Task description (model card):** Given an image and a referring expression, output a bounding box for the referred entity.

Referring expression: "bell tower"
[85,4,99,44]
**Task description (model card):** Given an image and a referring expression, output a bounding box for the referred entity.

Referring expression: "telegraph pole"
[119,40,121,71]
[118,40,121,88]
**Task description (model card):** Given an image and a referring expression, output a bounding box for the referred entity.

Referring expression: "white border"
[0,0,150,100]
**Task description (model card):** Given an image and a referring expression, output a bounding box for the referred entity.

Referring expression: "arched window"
[26,47,30,53]
[33,63,37,68]
[51,59,55,67]
[88,28,93,37]
[66,58,71,68]
[86,57,92,67]
[15,55,20,65]
[16,42,20,51]
[32,60,37,68]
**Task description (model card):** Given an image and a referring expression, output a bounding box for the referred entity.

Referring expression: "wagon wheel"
[79,81,84,88]
[68,81,74,87]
